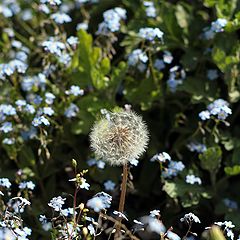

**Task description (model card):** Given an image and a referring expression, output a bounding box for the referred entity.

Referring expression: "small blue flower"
[128,49,148,66]
[0,104,16,117]
[19,181,35,190]
[0,59,27,80]
[150,152,171,163]
[0,122,13,133]
[96,7,126,34]
[205,99,232,120]
[67,36,78,45]
[0,178,11,188]
[87,192,112,212]
[42,38,66,56]
[104,180,116,191]
[187,142,206,153]
[40,0,62,6]
[138,27,164,41]
[32,116,50,127]
[2,138,15,145]
[163,51,173,64]
[76,22,88,31]
[32,95,43,105]
[199,110,210,120]
[144,2,156,18]
[86,196,105,212]
[162,161,185,178]
[185,174,202,185]
[21,9,33,21]
[12,40,22,48]
[223,198,238,210]
[51,12,72,24]
[211,18,227,33]
[39,4,50,14]
[64,103,79,118]
[15,100,27,107]
[154,59,165,71]
[25,104,35,114]
[65,85,84,96]
[58,52,71,65]
[207,69,218,80]
[87,158,106,169]
[21,127,37,140]
[167,78,183,92]
[43,107,54,116]
[45,92,55,105]
[166,231,181,240]
[203,18,227,40]
[48,196,66,211]
[61,208,74,217]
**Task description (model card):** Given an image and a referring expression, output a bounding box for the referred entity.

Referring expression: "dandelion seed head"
[89,109,149,166]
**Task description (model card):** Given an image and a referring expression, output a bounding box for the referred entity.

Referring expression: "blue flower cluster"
[203,18,227,39]
[42,37,72,65]
[167,66,186,92]
[128,49,148,72]
[143,1,156,18]
[138,27,164,41]
[199,99,232,121]
[97,7,126,34]
[162,160,185,178]
[187,142,207,153]
[0,0,20,18]
[50,12,72,24]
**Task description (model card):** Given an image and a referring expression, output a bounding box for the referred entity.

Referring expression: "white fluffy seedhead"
[89,109,149,166]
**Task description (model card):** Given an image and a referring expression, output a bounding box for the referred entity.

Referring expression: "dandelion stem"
[114,163,128,239]
[119,164,128,213]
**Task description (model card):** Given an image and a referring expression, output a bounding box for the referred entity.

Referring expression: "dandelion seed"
[89,109,149,166]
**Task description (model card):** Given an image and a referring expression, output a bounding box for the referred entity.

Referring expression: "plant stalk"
[114,164,128,239]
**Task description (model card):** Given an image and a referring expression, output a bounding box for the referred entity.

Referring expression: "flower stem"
[119,164,128,213]
[114,164,128,239]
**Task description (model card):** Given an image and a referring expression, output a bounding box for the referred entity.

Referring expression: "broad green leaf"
[209,226,226,240]
[224,165,240,176]
[199,147,222,172]
[163,181,178,198]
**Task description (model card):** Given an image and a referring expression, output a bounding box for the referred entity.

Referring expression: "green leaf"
[209,226,226,240]
[18,146,36,168]
[212,47,227,71]
[163,180,208,207]
[175,4,189,29]
[70,30,111,90]
[100,57,110,75]
[163,181,178,198]
[181,50,200,70]
[199,147,222,172]
[224,165,240,176]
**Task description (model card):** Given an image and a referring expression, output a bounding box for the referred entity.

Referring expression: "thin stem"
[101,213,140,240]
[119,164,128,213]
[93,212,102,240]
[114,164,128,239]
[73,187,79,226]
[183,222,192,239]
[148,50,157,85]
